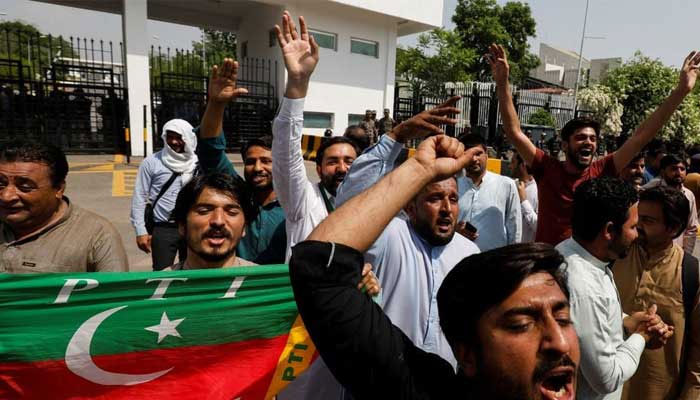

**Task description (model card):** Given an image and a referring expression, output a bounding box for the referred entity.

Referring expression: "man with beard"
[488,44,700,245]
[643,154,698,253]
[270,12,360,261]
[613,186,700,400]
[557,177,673,400]
[196,59,287,264]
[337,97,480,368]
[131,118,199,270]
[619,153,645,191]
[291,133,581,400]
[456,133,521,250]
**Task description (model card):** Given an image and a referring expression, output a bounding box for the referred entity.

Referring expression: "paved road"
[65,154,320,272]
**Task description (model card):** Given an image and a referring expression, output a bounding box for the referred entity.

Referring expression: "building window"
[309,29,337,51]
[269,30,277,47]
[351,38,378,57]
[348,114,364,126]
[303,112,334,129]
[241,41,248,58]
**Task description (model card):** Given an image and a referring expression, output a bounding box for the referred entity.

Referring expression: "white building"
[35,0,443,155]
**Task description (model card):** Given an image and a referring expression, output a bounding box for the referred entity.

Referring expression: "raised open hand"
[208,58,248,104]
[485,44,510,85]
[389,96,460,143]
[274,11,319,82]
[677,50,700,94]
[414,135,479,181]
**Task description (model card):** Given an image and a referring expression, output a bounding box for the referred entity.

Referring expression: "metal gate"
[0,29,128,153]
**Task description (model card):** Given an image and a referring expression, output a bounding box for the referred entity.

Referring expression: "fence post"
[487,85,498,143]
[470,86,479,130]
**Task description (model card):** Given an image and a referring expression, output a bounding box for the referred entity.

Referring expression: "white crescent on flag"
[64,305,173,385]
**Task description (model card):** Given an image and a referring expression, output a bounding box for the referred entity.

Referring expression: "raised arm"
[270,12,320,221]
[487,44,537,166]
[336,97,460,206]
[200,59,248,139]
[308,135,477,252]
[614,50,700,172]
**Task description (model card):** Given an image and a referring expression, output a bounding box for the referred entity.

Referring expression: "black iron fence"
[0,29,128,153]
[394,82,592,152]
[150,46,279,150]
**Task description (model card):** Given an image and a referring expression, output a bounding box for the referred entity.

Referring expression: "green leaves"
[601,52,700,143]
[452,0,539,83]
[396,28,477,97]
[527,109,556,128]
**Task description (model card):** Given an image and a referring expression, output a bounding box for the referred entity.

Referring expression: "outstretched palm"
[275,12,319,81]
[208,58,248,104]
[678,50,700,94]
[485,44,510,85]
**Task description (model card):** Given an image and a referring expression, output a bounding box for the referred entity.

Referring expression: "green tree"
[452,0,539,83]
[527,108,555,127]
[192,29,237,68]
[602,52,700,143]
[0,20,76,79]
[577,84,623,136]
[396,28,476,97]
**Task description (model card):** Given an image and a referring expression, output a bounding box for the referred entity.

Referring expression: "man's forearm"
[200,101,226,139]
[308,158,433,252]
[285,78,309,99]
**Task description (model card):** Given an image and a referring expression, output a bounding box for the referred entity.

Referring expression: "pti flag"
[0,266,316,399]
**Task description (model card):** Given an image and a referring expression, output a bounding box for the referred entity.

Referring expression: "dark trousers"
[151,223,186,271]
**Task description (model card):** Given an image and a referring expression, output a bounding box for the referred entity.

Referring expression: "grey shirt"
[1,198,128,273]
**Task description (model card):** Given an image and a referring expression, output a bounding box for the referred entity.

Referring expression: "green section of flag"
[0,266,297,363]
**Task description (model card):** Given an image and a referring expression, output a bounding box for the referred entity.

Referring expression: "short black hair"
[343,125,370,152]
[173,173,255,226]
[640,185,689,238]
[438,243,568,346]
[315,137,360,166]
[660,153,687,170]
[572,177,639,242]
[646,140,667,158]
[560,117,600,142]
[240,136,273,161]
[0,140,68,187]
[458,133,487,151]
[628,152,645,164]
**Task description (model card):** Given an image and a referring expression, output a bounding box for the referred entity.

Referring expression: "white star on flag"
[145,312,185,344]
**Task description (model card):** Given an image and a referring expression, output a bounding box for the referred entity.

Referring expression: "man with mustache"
[613,186,700,400]
[488,44,700,245]
[196,59,287,264]
[291,133,581,400]
[619,153,645,191]
[270,11,360,262]
[557,177,673,400]
[643,154,698,253]
[456,133,521,250]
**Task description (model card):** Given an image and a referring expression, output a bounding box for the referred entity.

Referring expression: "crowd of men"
[1,10,700,400]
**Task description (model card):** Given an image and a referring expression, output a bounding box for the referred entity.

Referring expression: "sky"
[2,0,698,68]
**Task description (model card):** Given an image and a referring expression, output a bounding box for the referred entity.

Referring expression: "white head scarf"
[160,119,198,184]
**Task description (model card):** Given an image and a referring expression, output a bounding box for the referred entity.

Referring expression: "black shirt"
[290,240,470,399]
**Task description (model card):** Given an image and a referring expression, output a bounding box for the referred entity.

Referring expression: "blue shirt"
[130,151,186,236]
[457,171,522,250]
[196,134,287,264]
[338,134,480,366]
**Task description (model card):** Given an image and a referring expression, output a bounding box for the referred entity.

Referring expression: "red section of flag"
[0,335,289,399]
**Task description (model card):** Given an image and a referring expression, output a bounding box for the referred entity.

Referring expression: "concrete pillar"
[382,22,397,115]
[122,0,152,156]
